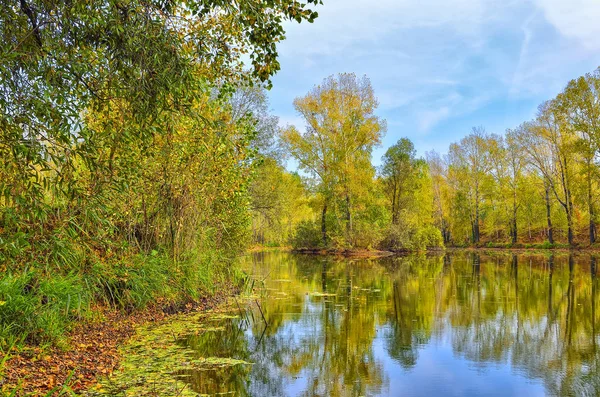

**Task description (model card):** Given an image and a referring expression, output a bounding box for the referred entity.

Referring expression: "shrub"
[290,220,323,249]
[0,272,89,348]
[349,222,385,250]
[380,222,443,252]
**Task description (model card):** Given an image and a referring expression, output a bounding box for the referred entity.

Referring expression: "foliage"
[290,220,323,250]
[379,220,443,252]
[0,272,88,348]
[427,68,600,247]
[282,73,386,247]
[0,0,320,348]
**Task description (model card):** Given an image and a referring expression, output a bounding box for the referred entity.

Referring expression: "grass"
[0,248,236,352]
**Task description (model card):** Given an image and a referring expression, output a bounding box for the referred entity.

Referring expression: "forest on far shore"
[251,68,600,251]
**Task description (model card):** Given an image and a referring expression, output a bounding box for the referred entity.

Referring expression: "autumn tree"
[426,151,451,244]
[488,132,526,243]
[382,138,423,225]
[555,68,600,244]
[447,127,493,244]
[282,73,385,246]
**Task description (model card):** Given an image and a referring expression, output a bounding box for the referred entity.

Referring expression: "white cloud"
[533,0,600,49]
[418,107,451,132]
[269,0,600,156]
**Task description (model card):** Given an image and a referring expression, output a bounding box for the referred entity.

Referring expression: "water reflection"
[181,251,600,396]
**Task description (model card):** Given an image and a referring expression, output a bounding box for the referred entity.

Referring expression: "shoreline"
[0,285,238,396]
[249,246,600,258]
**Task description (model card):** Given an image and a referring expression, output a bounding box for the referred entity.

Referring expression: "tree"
[488,132,526,243]
[555,68,600,244]
[515,102,577,246]
[229,85,283,160]
[0,0,321,216]
[426,151,451,244]
[381,138,422,225]
[447,127,493,244]
[282,73,385,246]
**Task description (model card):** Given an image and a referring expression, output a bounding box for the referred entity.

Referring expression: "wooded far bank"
[253,68,600,252]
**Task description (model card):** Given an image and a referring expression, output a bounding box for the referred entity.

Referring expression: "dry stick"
[233,296,250,327]
[255,299,268,326]
[260,270,273,283]
[253,324,268,354]
[175,380,188,397]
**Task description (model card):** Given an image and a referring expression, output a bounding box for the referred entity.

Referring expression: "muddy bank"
[291,248,396,258]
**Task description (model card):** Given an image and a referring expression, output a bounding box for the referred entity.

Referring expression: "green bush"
[0,246,237,350]
[290,220,323,249]
[349,222,384,250]
[540,241,554,249]
[0,272,89,348]
[415,225,444,250]
[380,222,444,252]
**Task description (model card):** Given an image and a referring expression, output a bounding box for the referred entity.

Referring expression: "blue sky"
[267,0,600,166]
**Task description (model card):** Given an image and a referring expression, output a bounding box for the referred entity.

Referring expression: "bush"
[379,221,443,252]
[349,222,384,250]
[290,220,323,249]
[0,246,236,350]
[0,272,89,348]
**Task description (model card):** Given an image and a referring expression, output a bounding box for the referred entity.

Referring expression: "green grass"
[0,248,236,351]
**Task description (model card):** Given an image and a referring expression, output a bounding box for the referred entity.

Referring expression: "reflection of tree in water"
[379,251,600,395]
[384,255,444,369]
[238,251,391,396]
[285,258,388,396]
[175,318,253,395]
[445,253,600,396]
[183,251,600,396]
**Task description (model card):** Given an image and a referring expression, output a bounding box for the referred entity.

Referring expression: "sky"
[267,0,600,166]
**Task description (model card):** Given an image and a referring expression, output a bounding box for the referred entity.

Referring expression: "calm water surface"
[180,251,600,396]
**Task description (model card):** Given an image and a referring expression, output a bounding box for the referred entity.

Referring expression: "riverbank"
[447,246,600,254]
[290,248,396,258]
[0,284,237,396]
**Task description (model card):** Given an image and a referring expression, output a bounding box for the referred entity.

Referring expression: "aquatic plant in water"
[85,305,252,396]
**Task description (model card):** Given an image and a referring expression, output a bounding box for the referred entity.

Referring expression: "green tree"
[282,73,385,246]
[381,138,422,225]
[555,68,600,244]
[447,127,493,244]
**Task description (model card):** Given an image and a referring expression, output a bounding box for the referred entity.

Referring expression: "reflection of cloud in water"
[176,251,600,396]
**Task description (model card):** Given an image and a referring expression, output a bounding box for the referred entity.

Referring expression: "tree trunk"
[473,184,480,244]
[346,193,352,234]
[391,184,397,225]
[545,183,554,244]
[589,169,596,244]
[512,188,518,244]
[473,213,480,244]
[565,188,574,246]
[321,202,328,247]
[512,214,518,244]
[567,210,574,246]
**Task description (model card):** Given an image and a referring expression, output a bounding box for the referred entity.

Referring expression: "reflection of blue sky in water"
[180,251,599,396]
[375,330,545,397]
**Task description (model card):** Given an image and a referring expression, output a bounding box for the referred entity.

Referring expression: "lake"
[91,250,600,396]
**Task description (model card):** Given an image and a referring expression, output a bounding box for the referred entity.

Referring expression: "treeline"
[429,67,600,247]
[251,67,600,250]
[0,0,319,349]
[250,73,443,251]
